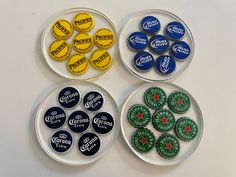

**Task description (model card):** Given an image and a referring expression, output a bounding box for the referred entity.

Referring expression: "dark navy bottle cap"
[78,132,101,156]
[140,16,160,34]
[128,32,148,51]
[166,21,185,40]
[68,111,90,133]
[133,51,154,72]
[83,91,104,111]
[92,112,114,134]
[51,130,73,153]
[170,41,191,60]
[149,35,169,54]
[58,87,80,108]
[155,55,176,75]
[44,106,66,129]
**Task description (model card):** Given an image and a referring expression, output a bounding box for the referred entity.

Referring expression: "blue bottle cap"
[155,55,176,75]
[44,106,66,129]
[83,91,104,111]
[140,16,160,34]
[58,87,80,108]
[170,41,191,60]
[149,35,169,54]
[78,132,101,156]
[92,112,114,134]
[133,51,154,72]
[51,130,73,153]
[128,32,148,51]
[165,21,185,40]
[68,111,90,133]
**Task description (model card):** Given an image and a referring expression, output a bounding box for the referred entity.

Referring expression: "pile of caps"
[44,86,114,156]
[127,87,198,159]
[127,16,191,75]
[48,12,115,75]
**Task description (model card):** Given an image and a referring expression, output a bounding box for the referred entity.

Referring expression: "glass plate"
[119,9,194,81]
[120,82,203,166]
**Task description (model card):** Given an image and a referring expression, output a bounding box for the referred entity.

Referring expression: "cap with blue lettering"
[58,87,80,108]
[165,21,185,40]
[51,130,73,153]
[133,51,154,72]
[68,111,90,133]
[128,32,148,51]
[149,35,169,54]
[44,106,66,129]
[83,91,104,111]
[140,16,160,35]
[170,41,191,60]
[92,112,114,134]
[155,55,176,75]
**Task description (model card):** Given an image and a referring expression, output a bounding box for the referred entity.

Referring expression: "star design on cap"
[153,94,159,101]
[177,99,184,105]
[136,112,143,120]
[165,143,172,150]
[184,126,191,134]
[140,136,148,145]
[161,117,168,124]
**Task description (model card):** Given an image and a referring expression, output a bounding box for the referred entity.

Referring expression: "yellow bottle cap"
[72,33,94,53]
[48,40,71,61]
[73,13,95,32]
[94,28,115,49]
[90,49,112,70]
[66,54,89,75]
[51,19,73,40]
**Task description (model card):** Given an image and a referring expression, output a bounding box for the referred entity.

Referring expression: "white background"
[0,0,235,176]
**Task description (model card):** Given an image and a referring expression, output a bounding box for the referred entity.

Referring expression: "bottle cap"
[175,117,198,141]
[58,87,80,108]
[52,19,73,40]
[48,40,71,61]
[149,35,169,54]
[144,87,167,109]
[66,54,89,75]
[51,130,73,153]
[90,49,112,70]
[156,134,180,159]
[83,91,104,111]
[127,104,151,128]
[68,111,90,133]
[167,91,190,114]
[72,33,94,53]
[152,109,176,133]
[155,55,176,75]
[44,107,66,129]
[92,112,114,134]
[133,51,154,72]
[165,21,185,40]
[73,12,94,32]
[140,16,160,34]
[128,32,148,51]
[78,132,101,156]
[131,128,155,153]
[94,28,115,49]
[170,41,191,60]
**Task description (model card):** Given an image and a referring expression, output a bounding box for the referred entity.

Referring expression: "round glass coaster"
[119,9,194,81]
[41,8,117,80]
[120,82,203,166]
[35,80,120,166]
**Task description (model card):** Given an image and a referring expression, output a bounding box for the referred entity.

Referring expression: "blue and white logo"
[155,55,176,75]
[51,130,73,153]
[149,35,169,53]
[171,41,190,60]
[134,52,154,71]
[141,16,160,34]
[128,32,148,51]
[44,106,66,129]
[166,21,185,40]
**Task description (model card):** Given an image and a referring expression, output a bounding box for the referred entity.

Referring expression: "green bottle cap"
[156,134,180,159]
[152,109,176,133]
[144,87,167,109]
[131,128,155,153]
[175,117,198,141]
[127,104,151,128]
[167,91,190,114]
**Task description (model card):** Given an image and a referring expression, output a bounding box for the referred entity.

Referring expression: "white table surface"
[0,0,236,176]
